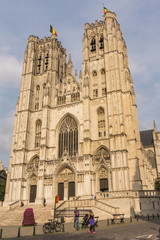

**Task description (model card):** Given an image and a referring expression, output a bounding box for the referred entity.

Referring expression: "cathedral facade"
[4,11,160,217]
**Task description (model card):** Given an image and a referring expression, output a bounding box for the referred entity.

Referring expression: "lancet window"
[90,37,96,52]
[93,89,98,98]
[58,116,78,158]
[57,96,66,105]
[35,85,40,110]
[44,52,49,71]
[37,54,42,73]
[35,120,42,148]
[99,35,104,49]
[102,88,107,96]
[71,92,80,102]
[97,107,106,137]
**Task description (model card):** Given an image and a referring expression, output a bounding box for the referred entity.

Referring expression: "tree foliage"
[155,178,160,191]
[0,182,6,201]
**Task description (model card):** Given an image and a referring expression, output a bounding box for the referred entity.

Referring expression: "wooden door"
[30,185,37,202]
[58,183,64,200]
[100,178,108,192]
[68,181,75,199]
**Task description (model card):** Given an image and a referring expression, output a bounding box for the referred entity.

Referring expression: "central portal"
[57,167,75,200]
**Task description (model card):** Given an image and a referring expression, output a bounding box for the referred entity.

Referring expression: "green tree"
[155,178,160,191]
[0,182,6,201]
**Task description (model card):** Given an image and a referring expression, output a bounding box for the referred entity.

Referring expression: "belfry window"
[99,35,104,49]
[35,120,42,148]
[37,54,42,73]
[44,53,49,70]
[58,116,78,158]
[90,37,96,52]
[97,107,106,137]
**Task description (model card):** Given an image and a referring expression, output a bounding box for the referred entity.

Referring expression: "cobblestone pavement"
[1,219,160,240]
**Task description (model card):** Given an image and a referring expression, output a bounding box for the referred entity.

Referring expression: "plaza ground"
[1,218,160,240]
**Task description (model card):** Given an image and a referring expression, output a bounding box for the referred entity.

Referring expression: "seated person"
[84,214,89,225]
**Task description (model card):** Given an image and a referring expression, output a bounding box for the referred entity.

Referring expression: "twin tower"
[4,11,159,217]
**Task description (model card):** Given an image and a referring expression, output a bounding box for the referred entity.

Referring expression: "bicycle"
[42,218,62,233]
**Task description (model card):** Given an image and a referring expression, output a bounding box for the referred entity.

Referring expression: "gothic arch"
[55,164,76,201]
[55,163,76,177]
[57,114,79,158]
[94,146,110,163]
[97,106,105,114]
[56,113,79,131]
[27,155,39,174]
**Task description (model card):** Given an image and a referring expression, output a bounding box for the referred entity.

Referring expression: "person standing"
[88,210,96,234]
[73,207,79,230]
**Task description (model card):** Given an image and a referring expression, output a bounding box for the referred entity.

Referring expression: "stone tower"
[4,11,159,218]
[82,11,142,191]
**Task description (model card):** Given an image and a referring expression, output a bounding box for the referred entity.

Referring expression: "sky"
[0,0,160,169]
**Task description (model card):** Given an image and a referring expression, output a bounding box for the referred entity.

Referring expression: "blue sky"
[0,0,160,168]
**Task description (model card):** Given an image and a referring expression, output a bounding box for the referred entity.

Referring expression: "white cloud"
[0,52,22,87]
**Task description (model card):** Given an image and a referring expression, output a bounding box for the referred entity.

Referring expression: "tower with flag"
[4,7,160,224]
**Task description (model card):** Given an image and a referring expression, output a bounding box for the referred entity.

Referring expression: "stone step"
[0,204,53,226]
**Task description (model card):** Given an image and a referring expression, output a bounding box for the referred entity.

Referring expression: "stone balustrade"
[95,190,160,199]
[8,200,20,210]
[133,190,160,198]
[55,198,118,215]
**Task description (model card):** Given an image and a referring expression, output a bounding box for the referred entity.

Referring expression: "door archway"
[29,175,37,202]
[56,167,75,200]
[99,167,109,192]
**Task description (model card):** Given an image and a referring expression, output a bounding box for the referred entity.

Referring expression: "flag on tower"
[103,6,109,14]
[50,25,58,37]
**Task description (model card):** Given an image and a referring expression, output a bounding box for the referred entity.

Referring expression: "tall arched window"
[99,35,104,49]
[59,116,78,158]
[90,37,96,52]
[35,85,40,110]
[97,107,106,137]
[35,120,42,148]
[37,54,42,73]
[44,52,49,71]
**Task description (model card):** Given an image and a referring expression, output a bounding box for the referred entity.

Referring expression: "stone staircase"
[55,199,119,220]
[0,199,120,226]
[0,204,53,226]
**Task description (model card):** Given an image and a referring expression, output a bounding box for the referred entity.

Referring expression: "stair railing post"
[0,229,3,239]
[17,227,20,237]
[33,225,36,236]
[107,219,109,226]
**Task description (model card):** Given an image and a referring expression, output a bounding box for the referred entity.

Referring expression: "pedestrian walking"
[43,198,46,207]
[88,210,96,234]
[73,207,79,230]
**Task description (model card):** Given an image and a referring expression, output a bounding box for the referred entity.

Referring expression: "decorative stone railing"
[96,190,133,199]
[96,190,160,199]
[8,200,20,210]
[133,190,160,198]
[55,198,118,215]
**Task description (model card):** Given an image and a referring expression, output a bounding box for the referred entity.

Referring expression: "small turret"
[67,53,73,75]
